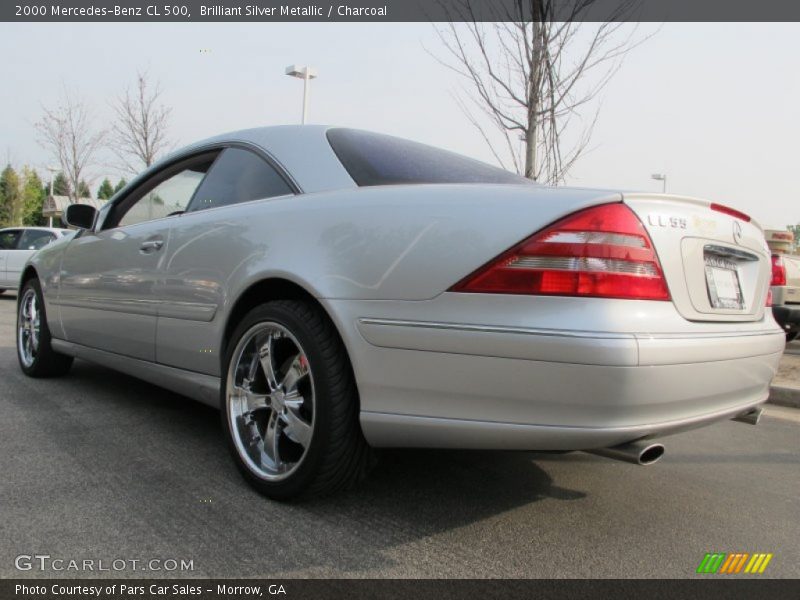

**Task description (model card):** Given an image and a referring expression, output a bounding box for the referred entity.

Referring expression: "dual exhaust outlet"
[585,407,763,466]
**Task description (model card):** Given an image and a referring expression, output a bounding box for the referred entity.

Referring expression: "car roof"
[146,125,357,195]
[0,226,70,234]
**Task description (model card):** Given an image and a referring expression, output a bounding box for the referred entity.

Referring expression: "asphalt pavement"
[0,291,798,578]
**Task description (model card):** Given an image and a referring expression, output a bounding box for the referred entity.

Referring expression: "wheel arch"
[20,265,38,286]
[221,277,348,363]
[18,266,39,303]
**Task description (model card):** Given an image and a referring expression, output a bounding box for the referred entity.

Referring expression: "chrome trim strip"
[156,301,218,321]
[53,297,217,322]
[359,317,782,342]
[54,297,159,316]
[704,244,758,262]
[358,318,632,340]
[635,330,784,340]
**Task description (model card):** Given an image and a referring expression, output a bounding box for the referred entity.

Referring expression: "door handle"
[140,239,164,253]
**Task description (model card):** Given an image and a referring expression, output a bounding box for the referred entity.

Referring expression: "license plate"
[705,256,744,310]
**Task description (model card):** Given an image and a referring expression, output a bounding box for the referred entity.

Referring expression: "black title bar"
[5,0,800,22]
[3,579,800,600]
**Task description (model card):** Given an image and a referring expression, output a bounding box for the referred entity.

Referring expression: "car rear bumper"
[772,303,800,333]
[354,326,782,449]
[326,295,785,450]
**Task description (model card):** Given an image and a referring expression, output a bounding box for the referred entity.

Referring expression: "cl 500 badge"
[647,214,687,229]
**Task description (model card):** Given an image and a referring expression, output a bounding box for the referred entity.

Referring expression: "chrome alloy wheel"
[226,322,315,481]
[18,288,40,368]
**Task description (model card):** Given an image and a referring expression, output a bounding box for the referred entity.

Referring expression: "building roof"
[42,195,107,216]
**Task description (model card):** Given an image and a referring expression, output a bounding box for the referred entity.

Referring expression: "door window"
[0,230,22,250]
[187,148,294,212]
[106,153,218,229]
[18,230,57,250]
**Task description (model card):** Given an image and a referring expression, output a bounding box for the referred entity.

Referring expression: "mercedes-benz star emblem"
[733,220,743,245]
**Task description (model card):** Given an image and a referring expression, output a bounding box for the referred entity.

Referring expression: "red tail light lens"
[771,255,787,286]
[710,202,751,222]
[451,202,670,300]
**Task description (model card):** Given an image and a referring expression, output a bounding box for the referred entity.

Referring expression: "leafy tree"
[21,168,46,226]
[0,171,5,226]
[114,178,127,193]
[0,165,21,227]
[78,180,91,199]
[48,172,71,197]
[789,224,800,252]
[97,178,115,200]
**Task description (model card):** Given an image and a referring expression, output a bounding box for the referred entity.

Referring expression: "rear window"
[327,128,533,187]
[18,229,56,250]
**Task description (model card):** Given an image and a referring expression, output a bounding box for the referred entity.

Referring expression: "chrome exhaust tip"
[586,440,665,466]
[732,407,763,426]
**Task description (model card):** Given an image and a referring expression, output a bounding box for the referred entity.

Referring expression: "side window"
[119,166,210,228]
[187,148,293,212]
[107,154,218,230]
[0,230,22,250]
[18,230,56,250]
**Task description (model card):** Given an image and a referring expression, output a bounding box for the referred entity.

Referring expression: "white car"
[0,227,71,293]
[17,126,784,499]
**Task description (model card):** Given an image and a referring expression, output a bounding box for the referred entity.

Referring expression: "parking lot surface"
[0,291,798,578]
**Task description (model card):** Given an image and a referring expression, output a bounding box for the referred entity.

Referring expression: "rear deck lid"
[623,193,770,322]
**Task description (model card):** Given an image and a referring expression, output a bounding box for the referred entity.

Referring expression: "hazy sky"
[0,22,796,228]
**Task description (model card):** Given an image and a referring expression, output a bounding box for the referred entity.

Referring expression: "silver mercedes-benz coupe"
[17,126,784,499]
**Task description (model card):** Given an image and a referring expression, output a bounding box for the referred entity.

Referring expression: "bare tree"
[108,71,172,173]
[434,0,650,184]
[35,89,106,202]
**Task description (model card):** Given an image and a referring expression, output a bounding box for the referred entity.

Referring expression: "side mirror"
[63,204,97,230]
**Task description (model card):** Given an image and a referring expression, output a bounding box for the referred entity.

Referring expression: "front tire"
[17,278,73,377]
[221,300,371,500]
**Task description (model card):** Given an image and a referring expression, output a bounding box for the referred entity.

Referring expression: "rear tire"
[0,289,5,295]
[221,299,372,500]
[787,331,798,343]
[17,278,73,377]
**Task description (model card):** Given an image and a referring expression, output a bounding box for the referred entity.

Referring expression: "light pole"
[285,65,317,124]
[651,173,667,193]
[46,165,59,227]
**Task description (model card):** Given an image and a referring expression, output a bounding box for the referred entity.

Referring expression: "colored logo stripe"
[697,553,726,574]
[719,553,749,574]
[697,553,773,574]
[744,553,773,574]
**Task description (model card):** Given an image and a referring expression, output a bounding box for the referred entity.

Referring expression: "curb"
[768,386,800,409]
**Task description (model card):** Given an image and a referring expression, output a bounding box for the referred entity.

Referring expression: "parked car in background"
[765,229,800,341]
[0,227,72,294]
[15,126,783,499]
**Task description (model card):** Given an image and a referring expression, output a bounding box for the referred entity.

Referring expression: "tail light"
[771,255,786,286]
[451,202,670,300]
[710,202,751,223]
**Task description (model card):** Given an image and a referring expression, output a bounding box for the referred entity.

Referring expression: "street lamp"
[285,65,317,125]
[651,173,667,193]
[46,165,59,227]
[46,165,59,197]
